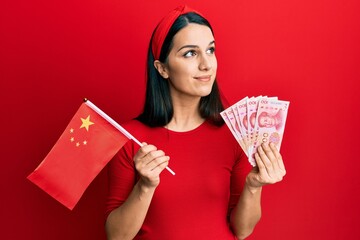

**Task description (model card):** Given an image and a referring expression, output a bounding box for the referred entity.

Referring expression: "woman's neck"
[166,97,204,132]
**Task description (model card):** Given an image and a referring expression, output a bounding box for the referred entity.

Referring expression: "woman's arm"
[105,143,169,240]
[230,142,286,239]
[230,182,262,240]
[106,180,156,240]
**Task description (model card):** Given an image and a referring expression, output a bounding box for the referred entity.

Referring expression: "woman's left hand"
[246,142,286,192]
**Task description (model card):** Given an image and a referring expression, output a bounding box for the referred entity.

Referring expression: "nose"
[198,53,213,71]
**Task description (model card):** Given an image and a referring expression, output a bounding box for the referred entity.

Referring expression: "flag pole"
[84,98,175,175]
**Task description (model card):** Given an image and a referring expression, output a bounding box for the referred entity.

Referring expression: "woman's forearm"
[105,180,156,240]
[230,183,262,240]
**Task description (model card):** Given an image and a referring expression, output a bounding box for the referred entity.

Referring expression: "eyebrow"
[177,40,215,52]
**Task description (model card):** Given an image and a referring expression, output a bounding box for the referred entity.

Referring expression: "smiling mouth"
[194,75,212,82]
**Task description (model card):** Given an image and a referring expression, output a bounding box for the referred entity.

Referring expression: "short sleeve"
[228,146,252,214]
[104,140,139,221]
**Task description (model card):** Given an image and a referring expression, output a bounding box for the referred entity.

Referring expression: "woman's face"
[163,23,217,100]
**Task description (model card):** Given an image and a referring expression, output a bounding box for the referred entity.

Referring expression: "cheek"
[204,57,216,80]
[212,58,218,79]
[212,57,218,70]
[167,62,192,79]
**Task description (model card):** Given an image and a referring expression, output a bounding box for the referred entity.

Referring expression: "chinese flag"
[27,102,129,210]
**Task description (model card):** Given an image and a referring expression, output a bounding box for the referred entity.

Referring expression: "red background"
[1,0,359,239]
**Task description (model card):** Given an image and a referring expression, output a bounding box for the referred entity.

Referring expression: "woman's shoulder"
[121,119,147,130]
[120,119,149,134]
[120,119,164,141]
[204,120,232,135]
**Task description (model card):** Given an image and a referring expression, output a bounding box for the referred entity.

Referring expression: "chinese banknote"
[221,96,290,166]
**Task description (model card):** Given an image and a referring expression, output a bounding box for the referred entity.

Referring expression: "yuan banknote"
[236,97,249,149]
[246,96,261,156]
[248,98,290,166]
[221,109,248,155]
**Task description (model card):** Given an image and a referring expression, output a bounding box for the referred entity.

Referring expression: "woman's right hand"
[106,143,169,239]
[134,143,170,189]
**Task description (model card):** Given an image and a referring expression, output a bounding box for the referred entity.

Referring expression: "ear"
[154,60,169,79]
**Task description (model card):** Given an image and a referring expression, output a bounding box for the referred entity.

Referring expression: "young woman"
[105,5,286,240]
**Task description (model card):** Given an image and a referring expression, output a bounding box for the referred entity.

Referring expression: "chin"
[199,89,213,97]
[194,83,214,97]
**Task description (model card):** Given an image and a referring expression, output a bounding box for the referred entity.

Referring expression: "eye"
[183,50,197,58]
[206,47,215,54]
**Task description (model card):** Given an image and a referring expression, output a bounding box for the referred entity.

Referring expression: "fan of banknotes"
[221,96,290,166]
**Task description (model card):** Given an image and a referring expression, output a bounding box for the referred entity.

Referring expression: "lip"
[194,75,212,82]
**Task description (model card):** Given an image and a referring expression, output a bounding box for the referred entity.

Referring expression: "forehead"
[172,23,214,47]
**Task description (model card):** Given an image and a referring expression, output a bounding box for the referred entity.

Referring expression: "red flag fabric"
[27,102,130,210]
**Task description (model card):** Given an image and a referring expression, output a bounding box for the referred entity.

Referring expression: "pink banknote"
[248,98,290,166]
[221,96,289,167]
[220,109,247,154]
[236,97,249,148]
[246,96,261,154]
[230,106,248,154]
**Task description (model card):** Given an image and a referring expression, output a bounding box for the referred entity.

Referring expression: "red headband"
[151,5,203,60]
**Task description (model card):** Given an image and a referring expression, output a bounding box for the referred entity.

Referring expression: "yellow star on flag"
[80,115,94,131]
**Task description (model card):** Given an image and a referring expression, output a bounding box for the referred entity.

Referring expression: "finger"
[144,150,166,167]
[136,144,157,159]
[261,143,277,165]
[259,144,285,182]
[254,151,270,181]
[140,155,170,179]
[263,143,286,182]
[269,143,286,172]
[136,153,169,176]
[257,144,274,176]
[150,156,170,173]
[134,144,160,172]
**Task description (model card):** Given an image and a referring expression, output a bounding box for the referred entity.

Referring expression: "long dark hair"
[136,12,225,127]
